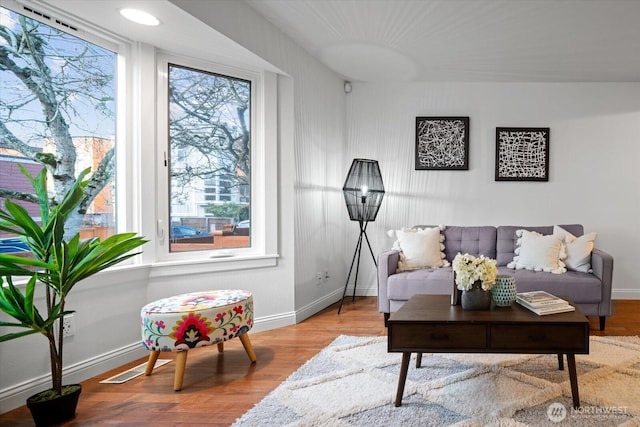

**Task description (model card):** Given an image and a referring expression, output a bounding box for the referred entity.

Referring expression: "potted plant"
[452,252,498,310]
[0,167,146,426]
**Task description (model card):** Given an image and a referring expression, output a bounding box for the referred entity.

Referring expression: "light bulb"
[120,9,160,26]
[361,185,368,196]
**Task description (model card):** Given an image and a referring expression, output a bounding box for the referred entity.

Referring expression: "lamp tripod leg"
[352,232,363,303]
[363,229,377,267]
[338,232,363,314]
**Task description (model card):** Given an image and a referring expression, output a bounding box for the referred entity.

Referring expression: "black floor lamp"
[338,159,385,314]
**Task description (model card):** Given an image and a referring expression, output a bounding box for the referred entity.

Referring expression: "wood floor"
[1,297,639,426]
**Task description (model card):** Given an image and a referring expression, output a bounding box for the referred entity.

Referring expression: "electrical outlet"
[62,314,75,337]
[315,272,323,285]
[324,270,330,280]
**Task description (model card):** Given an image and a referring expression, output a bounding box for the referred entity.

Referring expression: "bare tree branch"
[0,189,38,204]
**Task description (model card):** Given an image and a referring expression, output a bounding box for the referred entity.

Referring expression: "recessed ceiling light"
[120,9,160,26]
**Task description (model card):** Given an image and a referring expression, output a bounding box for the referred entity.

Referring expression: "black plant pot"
[26,384,82,427]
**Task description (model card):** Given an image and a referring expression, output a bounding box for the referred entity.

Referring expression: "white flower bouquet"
[452,253,498,291]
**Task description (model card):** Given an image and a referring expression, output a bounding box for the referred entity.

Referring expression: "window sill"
[149,253,279,278]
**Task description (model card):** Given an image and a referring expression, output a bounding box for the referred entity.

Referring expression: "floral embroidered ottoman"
[141,289,256,390]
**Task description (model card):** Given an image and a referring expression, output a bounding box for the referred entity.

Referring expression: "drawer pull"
[527,334,547,342]
[429,333,449,340]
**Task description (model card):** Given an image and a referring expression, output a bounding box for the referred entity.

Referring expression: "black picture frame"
[495,127,550,182]
[415,116,469,170]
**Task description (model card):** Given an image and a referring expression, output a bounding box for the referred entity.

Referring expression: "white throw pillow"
[390,226,448,271]
[553,226,597,273]
[507,230,566,274]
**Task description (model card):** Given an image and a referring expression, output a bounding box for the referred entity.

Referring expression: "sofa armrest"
[591,248,614,317]
[377,250,400,313]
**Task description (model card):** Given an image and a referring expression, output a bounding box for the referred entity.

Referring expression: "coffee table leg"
[567,353,580,408]
[416,352,422,368]
[395,352,411,407]
[557,354,564,370]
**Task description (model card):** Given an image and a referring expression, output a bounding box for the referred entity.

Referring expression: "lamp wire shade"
[342,159,385,222]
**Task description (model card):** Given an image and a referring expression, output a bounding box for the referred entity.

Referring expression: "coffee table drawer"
[490,325,588,352]
[389,324,487,350]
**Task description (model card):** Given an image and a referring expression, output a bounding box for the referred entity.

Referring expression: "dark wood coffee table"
[387,295,589,408]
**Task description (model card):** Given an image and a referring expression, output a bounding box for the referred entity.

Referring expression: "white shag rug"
[233,335,640,426]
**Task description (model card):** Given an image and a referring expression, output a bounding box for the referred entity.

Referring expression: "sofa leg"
[599,316,606,331]
[384,312,390,327]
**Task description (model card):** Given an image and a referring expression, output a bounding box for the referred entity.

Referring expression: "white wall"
[345,82,640,299]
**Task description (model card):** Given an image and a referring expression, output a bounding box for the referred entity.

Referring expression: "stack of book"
[515,291,576,315]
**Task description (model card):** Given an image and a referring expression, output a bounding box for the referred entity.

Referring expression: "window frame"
[155,52,277,266]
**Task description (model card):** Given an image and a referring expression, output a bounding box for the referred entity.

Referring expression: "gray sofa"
[378,224,614,330]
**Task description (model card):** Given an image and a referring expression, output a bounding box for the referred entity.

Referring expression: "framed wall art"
[415,116,469,170]
[495,127,549,181]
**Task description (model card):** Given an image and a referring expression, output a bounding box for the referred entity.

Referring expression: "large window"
[166,63,252,253]
[1,4,276,267]
[0,4,117,249]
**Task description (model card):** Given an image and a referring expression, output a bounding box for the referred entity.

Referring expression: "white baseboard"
[356,285,378,297]
[253,309,297,332]
[342,284,378,297]
[612,289,640,300]
[295,288,343,323]
[294,285,377,323]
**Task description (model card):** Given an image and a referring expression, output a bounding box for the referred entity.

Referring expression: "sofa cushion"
[394,227,446,271]
[507,230,566,274]
[498,267,602,303]
[553,226,597,273]
[441,226,497,262]
[387,267,453,300]
[496,224,583,266]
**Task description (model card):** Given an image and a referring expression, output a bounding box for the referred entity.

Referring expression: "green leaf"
[3,201,45,245]
[0,252,52,270]
[18,165,49,225]
[0,329,40,342]
[24,275,36,324]
[64,235,146,288]
[0,280,26,318]
[0,276,50,339]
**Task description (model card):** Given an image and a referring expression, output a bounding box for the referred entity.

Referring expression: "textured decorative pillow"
[507,230,567,274]
[553,226,597,273]
[389,226,449,271]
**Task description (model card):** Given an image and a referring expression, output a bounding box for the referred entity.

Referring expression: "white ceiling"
[246,0,640,83]
[29,0,640,83]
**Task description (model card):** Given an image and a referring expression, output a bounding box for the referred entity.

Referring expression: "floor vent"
[100,359,171,384]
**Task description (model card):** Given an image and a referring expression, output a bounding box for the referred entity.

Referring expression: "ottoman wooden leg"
[145,351,160,376]
[217,342,224,352]
[174,351,188,391]
[239,333,257,363]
